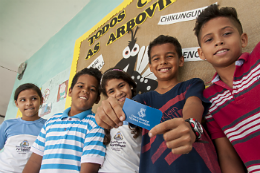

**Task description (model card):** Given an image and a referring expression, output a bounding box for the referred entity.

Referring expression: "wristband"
[185,118,203,140]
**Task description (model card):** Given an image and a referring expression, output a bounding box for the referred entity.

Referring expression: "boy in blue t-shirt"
[95,35,221,172]
[23,68,106,173]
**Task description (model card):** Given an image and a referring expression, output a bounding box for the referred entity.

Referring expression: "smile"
[214,49,229,55]
[79,96,88,100]
[118,96,126,102]
[159,67,171,72]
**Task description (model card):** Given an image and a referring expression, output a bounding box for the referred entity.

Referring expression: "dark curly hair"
[100,68,142,145]
[194,4,243,46]
[70,67,102,95]
[148,35,182,64]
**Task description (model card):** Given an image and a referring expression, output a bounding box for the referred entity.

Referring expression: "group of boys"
[23,4,259,173]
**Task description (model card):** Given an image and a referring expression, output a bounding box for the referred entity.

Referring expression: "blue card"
[122,98,162,130]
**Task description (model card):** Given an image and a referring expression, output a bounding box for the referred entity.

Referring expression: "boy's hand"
[149,118,196,155]
[95,97,126,129]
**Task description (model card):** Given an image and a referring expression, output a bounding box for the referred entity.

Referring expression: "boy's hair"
[70,67,102,94]
[100,68,137,97]
[194,4,243,45]
[14,83,42,101]
[147,35,182,63]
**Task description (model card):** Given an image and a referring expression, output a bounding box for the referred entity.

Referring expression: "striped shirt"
[204,42,260,173]
[31,108,106,173]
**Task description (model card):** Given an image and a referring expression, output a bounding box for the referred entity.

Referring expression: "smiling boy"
[23,68,106,173]
[95,35,221,173]
[195,4,260,173]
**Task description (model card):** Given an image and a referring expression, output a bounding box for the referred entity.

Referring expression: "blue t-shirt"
[133,78,221,173]
[0,117,46,172]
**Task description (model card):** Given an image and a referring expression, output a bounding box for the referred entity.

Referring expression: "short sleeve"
[132,94,143,104]
[31,124,47,156]
[0,122,7,149]
[81,126,106,165]
[185,78,211,117]
[205,112,225,139]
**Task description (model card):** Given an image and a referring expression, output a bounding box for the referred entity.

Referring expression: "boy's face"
[69,74,100,113]
[149,43,184,81]
[198,17,248,68]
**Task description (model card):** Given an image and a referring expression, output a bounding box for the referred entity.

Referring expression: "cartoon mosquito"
[114,26,157,94]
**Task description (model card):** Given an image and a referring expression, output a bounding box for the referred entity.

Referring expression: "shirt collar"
[210,52,249,84]
[60,107,93,120]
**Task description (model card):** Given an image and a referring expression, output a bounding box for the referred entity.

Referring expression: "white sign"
[182,47,202,62]
[158,5,210,25]
[88,54,105,70]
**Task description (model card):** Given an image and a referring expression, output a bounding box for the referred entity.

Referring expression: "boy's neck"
[215,63,236,89]
[69,107,89,117]
[156,78,180,94]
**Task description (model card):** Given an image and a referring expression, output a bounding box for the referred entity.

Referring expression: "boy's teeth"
[80,97,87,100]
[160,68,168,72]
[216,50,227,54]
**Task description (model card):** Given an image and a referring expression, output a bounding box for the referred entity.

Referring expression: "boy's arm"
[214,137,246,173]
[80,163,100,173]
[22,153,42,173]
[149,96,204,155]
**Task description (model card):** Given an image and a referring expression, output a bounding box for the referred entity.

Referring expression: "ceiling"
[0,0,90,116]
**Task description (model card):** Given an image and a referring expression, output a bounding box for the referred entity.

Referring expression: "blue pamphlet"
[122,98,163,130]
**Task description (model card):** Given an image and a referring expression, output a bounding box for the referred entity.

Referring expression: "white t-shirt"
[99,123,141,173]
[0,118,46,173]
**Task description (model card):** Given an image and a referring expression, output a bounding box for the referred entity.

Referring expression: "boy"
[195,4,260,173]
[23,68,106,173]
[96,35,221,173]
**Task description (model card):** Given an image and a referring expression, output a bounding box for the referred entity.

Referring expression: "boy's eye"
[152,57,159,61]
[20,99,25,102]
[77,85,83,88]
[205,38,212,43]
[32,97,37,100]
[223,32,232,36]
[90,88,96,92]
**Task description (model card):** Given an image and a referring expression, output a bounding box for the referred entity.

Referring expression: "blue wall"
[5,0,123,119]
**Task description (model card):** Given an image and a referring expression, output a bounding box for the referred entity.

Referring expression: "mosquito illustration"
[114,27,157,94]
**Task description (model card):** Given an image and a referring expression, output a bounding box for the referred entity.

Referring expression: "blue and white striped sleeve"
[81,117,106,165]
[31,123,47,156]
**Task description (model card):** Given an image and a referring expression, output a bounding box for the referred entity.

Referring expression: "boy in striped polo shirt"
[23,68,106,173]
[195,4,260,173]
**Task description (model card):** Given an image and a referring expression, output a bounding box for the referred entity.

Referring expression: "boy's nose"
[160,58,167,65]
[215,40,224,46]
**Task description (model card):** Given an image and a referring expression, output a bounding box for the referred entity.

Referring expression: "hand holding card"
[122,98,162,130]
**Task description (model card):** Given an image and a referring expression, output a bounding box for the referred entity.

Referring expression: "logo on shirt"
[16,140,30,153]
[20,140,29,147]
[138,108,146,118]
[114,131,123,140]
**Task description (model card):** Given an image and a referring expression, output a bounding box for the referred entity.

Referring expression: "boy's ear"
[197,48,206,60]
[15,100,18,107]
[148,63,153,73]
[95,95,100,104]
[68,88,72,97]
[241,33,248,48]
[179,56,184,67]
